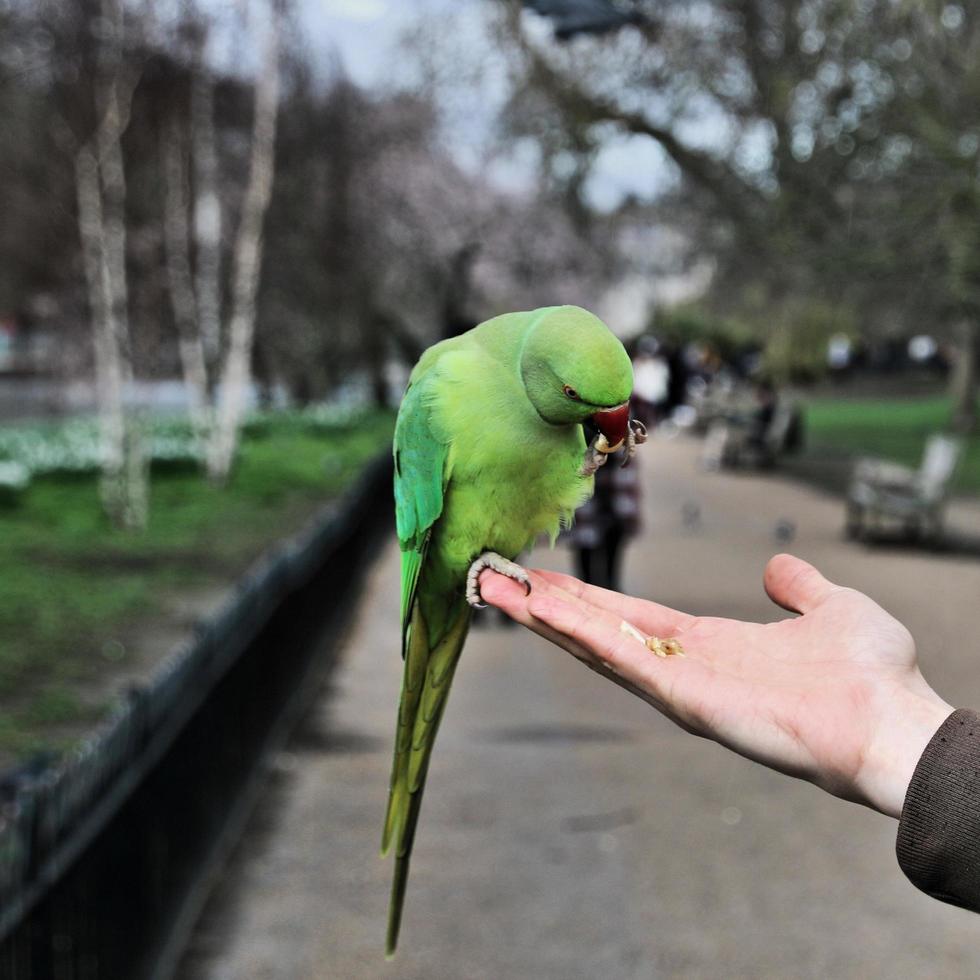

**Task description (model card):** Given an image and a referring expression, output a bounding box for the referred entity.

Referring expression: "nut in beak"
[591,402,629,452]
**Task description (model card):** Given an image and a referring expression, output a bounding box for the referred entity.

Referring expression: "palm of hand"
[480,554,950,818]
[673,588,916,801]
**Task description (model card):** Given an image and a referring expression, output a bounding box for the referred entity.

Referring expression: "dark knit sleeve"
[896,708,980,912]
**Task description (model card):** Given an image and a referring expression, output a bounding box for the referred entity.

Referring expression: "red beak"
[591,402,630,450]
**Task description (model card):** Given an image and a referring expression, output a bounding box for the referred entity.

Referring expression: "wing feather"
[393,373,450,647]
[384,343,470,956]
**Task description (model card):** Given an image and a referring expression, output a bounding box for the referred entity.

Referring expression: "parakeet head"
[519,306,634,446]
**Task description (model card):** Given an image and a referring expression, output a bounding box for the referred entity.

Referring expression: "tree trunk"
[75,0,147,529]
[76,145,125,519]
[950,318,978,435]
[207,2,281,484]
[364,309,389,408]
[191,40,223,375]
[161,113,211,444]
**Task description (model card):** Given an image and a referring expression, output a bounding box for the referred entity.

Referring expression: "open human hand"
[479,554,952,819]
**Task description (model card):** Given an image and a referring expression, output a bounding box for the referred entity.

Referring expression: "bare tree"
[71,0,148,528]
[156,8,222,450]
[157,7,224,444]
[160,109,211,439]
[207,0,282,483]
[190,19,223,375]
[502,1,980,425]
[900,9,980,434]
[157,0,282,477]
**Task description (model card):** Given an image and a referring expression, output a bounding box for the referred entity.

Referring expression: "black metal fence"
[0,453,393,980]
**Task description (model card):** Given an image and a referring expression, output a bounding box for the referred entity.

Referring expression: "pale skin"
[479,553,954,820]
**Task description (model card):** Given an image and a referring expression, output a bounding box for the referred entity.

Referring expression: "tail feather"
[381,607,429,856]
[385,854,409,958]
[383,597,470,955]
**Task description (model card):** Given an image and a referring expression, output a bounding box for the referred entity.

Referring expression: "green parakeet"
[382,305,639,955]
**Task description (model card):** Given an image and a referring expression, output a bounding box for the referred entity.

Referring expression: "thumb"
[764,553,840,615]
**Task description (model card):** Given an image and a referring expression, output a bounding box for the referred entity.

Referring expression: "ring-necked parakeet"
[382,305,641,954]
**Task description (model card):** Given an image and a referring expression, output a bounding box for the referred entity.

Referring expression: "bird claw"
[582,417,647,475]
[581,438,609,477]
[466,552,530,608]
[621,418,647,467]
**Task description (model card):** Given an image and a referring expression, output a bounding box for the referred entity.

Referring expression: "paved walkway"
[178,434,980,979]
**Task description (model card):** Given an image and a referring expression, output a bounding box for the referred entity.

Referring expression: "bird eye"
[563,385,579,400]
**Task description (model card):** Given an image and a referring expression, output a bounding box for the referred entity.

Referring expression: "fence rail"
[0,451,393,979]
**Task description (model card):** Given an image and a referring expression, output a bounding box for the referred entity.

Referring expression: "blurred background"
[1,0,979,977]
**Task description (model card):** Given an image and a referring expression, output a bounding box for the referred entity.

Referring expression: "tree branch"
[503,0,768,241]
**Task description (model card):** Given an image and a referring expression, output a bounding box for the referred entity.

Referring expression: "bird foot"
[582,418,648,476]
[466,552,530,608]
[623,418,648,466]
[581,436,610,477]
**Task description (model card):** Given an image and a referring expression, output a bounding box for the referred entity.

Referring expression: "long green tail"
[381,597,470,956]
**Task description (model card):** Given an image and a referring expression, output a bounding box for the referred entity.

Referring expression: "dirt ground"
[177,432,980,980]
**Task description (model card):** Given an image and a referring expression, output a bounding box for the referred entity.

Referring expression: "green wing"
[384,366,469,956]
[392,373,448,646]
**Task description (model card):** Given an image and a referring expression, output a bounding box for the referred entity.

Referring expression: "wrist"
[858,687,953,819]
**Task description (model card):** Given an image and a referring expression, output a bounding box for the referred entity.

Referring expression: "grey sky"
[298,0,672,209]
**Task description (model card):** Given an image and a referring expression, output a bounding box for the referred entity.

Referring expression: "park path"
[178,434,980,980]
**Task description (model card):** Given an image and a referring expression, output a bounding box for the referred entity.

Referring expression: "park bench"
[845,433,963,543]
[701,399,801,470]
[689,376,738,433]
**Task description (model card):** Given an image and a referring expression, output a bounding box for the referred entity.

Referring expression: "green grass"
[0,410,393,764]
[804,395,980,494]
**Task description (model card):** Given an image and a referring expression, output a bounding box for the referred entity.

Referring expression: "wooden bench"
[845,433,963,543]
[701,400,801,470]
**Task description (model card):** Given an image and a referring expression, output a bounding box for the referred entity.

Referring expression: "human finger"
[530,569,696,636]
[477,570,598,662]
[478,569,545,622]
[524,588,706,704]
[763,553,841,615]
[484,572,717,731]
[480,570,677,709]
[483,568,681,662]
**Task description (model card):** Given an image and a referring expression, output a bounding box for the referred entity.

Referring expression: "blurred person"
[681,340,715,388]
[701,378,782,470]
[827,332,853,377]
[746,378,777,452]
[661,341,689,417]
[480,554,980,914]
[566,426,641,592]
[630,338,669,428]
